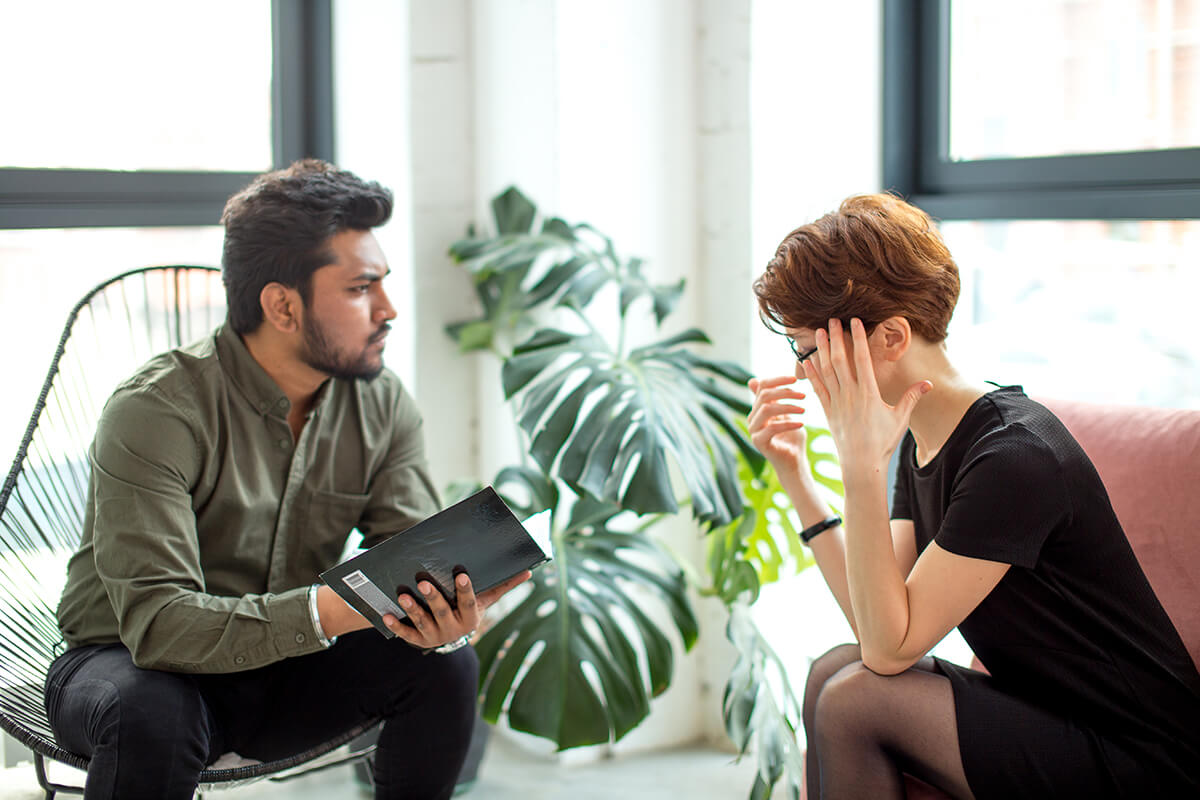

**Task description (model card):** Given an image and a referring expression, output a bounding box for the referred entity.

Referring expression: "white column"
[406,0,482,489]
[693,0,756,749]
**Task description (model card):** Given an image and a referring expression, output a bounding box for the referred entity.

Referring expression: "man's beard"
[301,315,388,381]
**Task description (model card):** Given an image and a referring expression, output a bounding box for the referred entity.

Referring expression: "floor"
[0,732,759,799]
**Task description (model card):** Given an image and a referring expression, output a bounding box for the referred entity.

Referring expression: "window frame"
[883,0,1200,220]
[0,0,334,230]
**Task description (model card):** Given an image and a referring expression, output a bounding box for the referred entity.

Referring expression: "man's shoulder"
[108,332,222,415]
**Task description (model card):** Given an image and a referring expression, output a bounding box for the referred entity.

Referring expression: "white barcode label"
[342,570,405,629]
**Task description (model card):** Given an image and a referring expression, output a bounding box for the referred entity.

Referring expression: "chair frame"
[0,266,377,798]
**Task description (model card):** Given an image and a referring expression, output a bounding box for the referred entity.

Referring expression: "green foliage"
[479,474,697,748]
[448,187,755,749]
[704,425,843,799]
[723,603,805,800]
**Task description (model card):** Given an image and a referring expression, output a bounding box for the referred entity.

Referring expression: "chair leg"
[34,752,85,799]
[34,753,56,799]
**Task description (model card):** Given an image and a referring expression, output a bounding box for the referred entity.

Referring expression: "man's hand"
[382,570,531,649]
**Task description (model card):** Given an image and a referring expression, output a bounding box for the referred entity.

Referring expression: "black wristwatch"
[799,516,842,544]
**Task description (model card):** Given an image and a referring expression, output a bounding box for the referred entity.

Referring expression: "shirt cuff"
[308,585,337,648]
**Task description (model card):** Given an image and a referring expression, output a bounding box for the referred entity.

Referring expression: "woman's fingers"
[814,326,841,395]
[802,356,832,410]
[849,318,879,395]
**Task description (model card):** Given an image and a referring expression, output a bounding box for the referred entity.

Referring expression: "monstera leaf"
[447,188,630,353]
[477,477,698,748]
[501,326,762,526]
[447,187,767,755]
[723,602,804,800]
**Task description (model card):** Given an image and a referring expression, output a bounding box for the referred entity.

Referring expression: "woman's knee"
[813,661,898,743]
[803,644,862,719]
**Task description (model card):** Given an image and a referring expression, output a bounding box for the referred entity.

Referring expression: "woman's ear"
[259,282,302,334]
[873,316,911,362]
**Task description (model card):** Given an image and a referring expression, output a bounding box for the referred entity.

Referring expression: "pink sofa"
[904,397,1200,799]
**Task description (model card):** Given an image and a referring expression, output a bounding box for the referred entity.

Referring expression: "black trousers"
[43,630,479,800]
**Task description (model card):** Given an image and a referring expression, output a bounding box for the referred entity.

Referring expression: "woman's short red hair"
[753,193,960,342]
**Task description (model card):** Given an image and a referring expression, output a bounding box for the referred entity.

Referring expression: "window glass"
[943,219,1200,408]
[0,227,224,459]
[0,1,272,171]
[949,0,1200,160]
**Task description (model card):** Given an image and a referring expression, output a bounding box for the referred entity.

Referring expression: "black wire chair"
[0,266,377,798]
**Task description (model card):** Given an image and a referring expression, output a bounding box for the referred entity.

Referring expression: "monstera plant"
[447,187,763,748]
[705,433,842,799]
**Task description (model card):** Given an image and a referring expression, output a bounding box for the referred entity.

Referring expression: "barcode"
[343,570,369,589]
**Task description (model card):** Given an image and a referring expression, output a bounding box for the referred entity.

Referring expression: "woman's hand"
[747,374,810,481]
[802,318,930,481]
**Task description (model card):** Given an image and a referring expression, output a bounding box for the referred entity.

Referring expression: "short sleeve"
[934,424,1070,568]
[891,434,914,521]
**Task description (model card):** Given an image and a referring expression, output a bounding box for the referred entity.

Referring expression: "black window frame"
[0,0,334,230]
[883,0,1200,221]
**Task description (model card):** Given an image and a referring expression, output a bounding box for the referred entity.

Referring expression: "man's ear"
[259,282,302,334]
[873,316,911,362]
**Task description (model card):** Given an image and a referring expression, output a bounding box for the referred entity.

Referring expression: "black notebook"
[320,487,551,638]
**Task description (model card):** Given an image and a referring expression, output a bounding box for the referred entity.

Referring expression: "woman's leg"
[813,660,974,800]
[802,644,863,800]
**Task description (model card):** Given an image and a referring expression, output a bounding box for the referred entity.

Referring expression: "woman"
[747,194,1200,799]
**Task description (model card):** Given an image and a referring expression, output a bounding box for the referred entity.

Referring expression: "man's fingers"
[453,573,479,627]
[477,570,532,609]
[381,612,423,646]
[420,581,454,626]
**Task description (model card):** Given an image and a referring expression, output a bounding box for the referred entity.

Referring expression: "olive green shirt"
[56,324,440,673]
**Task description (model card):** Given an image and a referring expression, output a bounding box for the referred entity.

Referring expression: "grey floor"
[0,732,759,799]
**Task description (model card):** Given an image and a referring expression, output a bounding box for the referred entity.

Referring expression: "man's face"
[299,229,396,381]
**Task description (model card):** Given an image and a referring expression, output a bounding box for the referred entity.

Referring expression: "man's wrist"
[427,632,474,655]
[309,585,336,647]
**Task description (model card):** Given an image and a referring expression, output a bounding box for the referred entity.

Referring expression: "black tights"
[801,644,975,800]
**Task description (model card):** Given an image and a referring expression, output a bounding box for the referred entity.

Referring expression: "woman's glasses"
[786,337,818,364]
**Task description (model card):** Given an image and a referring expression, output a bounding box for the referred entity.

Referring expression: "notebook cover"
[320,486,550,639]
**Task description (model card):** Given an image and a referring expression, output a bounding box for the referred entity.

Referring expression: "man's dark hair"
[220,158,394,334]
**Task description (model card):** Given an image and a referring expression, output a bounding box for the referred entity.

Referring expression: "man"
[44,159,527,800]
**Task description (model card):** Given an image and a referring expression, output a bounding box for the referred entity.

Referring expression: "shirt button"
[295,633,306,644]
[234,655,246,665]
[277,438,289,449]
[277,398,288,410]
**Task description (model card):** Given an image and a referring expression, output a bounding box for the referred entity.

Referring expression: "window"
[0,0,336,453]
[0,0,334,229]
[885,0,1200,409]
[885,0,1200,220]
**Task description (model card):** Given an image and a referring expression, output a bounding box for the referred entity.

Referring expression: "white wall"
[337,0,886,754]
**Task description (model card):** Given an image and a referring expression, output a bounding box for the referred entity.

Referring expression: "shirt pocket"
[300,488,372,575]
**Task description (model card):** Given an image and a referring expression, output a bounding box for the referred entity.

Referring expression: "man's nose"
[375,286,398,322]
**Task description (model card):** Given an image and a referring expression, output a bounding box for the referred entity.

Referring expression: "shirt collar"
[214,323,295,418]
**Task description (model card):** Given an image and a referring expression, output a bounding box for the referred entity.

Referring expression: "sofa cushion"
[1040,397,1200,670]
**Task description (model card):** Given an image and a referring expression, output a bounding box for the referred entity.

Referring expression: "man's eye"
[352,285,370,294]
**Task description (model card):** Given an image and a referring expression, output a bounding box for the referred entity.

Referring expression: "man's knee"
[423,646,479,710]
[107,668,211,754]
